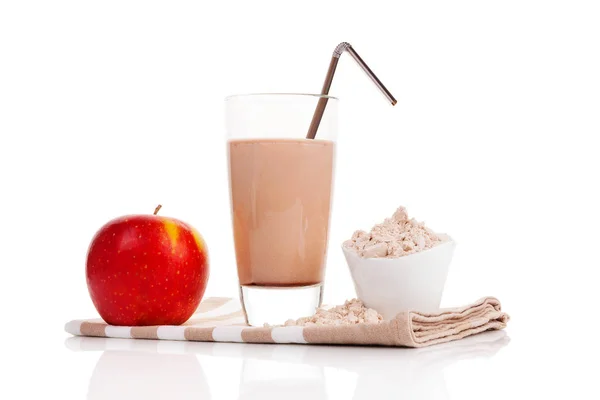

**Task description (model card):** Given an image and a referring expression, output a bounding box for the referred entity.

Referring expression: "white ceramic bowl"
[342,234,455,320]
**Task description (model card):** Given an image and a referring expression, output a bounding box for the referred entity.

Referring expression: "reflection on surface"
[86,349,209,399]
[239,357,327,400]
[66,330,509,400]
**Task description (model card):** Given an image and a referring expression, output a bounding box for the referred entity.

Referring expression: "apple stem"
[154,205,162,215]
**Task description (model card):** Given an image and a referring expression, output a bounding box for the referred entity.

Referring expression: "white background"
[1,0,599,398]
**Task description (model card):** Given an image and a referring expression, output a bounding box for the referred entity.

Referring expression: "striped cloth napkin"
[65,296,509,347]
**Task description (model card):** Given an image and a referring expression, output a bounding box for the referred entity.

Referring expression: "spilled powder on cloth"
[343,206,441,258]
[265,299,383,327]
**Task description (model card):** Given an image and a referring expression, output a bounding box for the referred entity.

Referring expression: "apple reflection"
[80,341,210,400]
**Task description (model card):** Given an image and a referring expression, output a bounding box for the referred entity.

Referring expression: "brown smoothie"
[228,138,335,287]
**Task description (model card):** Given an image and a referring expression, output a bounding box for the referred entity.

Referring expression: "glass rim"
[225,93,339,101]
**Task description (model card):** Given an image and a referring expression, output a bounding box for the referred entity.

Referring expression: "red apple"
[86,205,209,326]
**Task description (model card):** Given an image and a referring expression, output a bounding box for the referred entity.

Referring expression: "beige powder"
[267,299,383,327]
[343,207,441,258]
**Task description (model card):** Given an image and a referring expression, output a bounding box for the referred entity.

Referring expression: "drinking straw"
[306,42,397,139]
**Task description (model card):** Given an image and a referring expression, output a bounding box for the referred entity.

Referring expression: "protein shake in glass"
[226,94,337,326]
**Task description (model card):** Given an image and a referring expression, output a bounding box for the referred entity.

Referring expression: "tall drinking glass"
[226,94,338,326]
